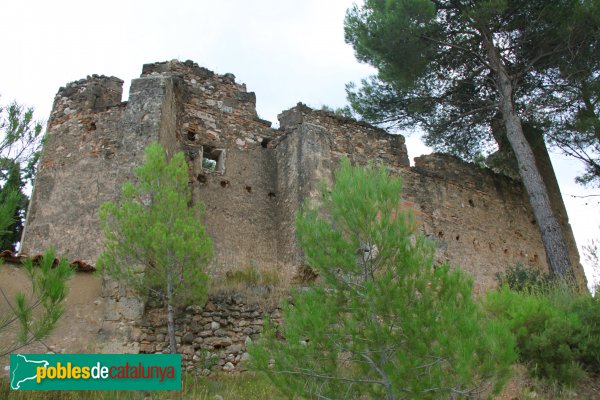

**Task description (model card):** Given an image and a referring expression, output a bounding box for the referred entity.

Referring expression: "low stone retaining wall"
[138,293,281,374]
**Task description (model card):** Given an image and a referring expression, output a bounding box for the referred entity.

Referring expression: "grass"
[496,364,600,400]
[1,372,284,400]
[209,262,289,310]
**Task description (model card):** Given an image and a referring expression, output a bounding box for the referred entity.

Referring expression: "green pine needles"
[97,143,213,354]
[0,250,73,357]
[250,158,516,399]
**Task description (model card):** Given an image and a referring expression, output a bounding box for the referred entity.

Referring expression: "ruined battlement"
[278,103,410,169]
[10,60,585,363]
[50,75,124,125]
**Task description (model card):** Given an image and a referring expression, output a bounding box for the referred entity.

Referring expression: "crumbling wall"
[141,61,286,278]
[19,72,186,353]
[275,104,580,293]
[404,154,549,292]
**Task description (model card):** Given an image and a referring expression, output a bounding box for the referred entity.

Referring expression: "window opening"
[201,146,225,174]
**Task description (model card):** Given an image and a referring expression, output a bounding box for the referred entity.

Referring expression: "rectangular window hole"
[201,146,225,174]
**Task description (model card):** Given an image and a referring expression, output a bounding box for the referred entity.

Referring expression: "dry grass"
[1,372,284,400]
[494,364,600,400]
[208,262,291,311]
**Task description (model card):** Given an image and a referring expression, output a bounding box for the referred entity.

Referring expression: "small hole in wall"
[268,192,276,198]
[531,219,536,225]
[455,235,460,241]
[89,122,96,131]
[261,138,271,148]
[503,248,509,254]
[438,231,444,238]
[220,180,230,188]
[245,185,252,193]
[187,131,196,141]
[468,199,474,207]
[533,254,539,262]
[197,174,207,184]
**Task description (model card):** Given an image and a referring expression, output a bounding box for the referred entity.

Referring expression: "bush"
[571,295,600,373]
[486,284,600,386]
[495,262,551,292]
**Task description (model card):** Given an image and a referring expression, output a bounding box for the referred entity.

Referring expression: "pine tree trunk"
[481,32,572,279]
[167,271,177,354]
[522,127,587,290]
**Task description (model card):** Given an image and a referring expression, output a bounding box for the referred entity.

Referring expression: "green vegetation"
[250,158,515,399]
[344,0,600,279]
[210,261,287,310]
[223,263,280,287]
[487,283,600,386]
[1,372,284,400]
[0,100,44,251]
[0,250,73,357]
[344,0,600,187]
[319,104,354,118]
[496,262,552,293]
[97,142,213,354]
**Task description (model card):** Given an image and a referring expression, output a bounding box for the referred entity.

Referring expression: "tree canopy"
[0,100,44,250]
[344,0,600,279]
[345,0,599,170]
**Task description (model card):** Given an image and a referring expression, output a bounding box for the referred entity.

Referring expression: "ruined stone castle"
[4,60,585,370]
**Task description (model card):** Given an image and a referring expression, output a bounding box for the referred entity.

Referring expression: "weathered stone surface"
[182,332,194,344]
[226,344,243,354]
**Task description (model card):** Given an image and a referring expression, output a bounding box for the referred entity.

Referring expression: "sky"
[1,0,598,287]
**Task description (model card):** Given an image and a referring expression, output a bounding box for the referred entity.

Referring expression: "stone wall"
[144,61,286,278]
[276,104,563,292]
[139,293,280,373]
[10,59,586,370]
[404,154,548,292]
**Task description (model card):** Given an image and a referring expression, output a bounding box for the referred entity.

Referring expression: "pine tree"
[0,250,73,357]
[344,0,600,279]
[97,143,213,354]
[0,100,44,250]
[250,159,515,399]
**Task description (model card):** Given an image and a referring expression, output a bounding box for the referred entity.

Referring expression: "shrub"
[495,262,551,293]
[486,284,600,385]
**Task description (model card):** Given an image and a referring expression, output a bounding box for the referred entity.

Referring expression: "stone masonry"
[10,59,586,371]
